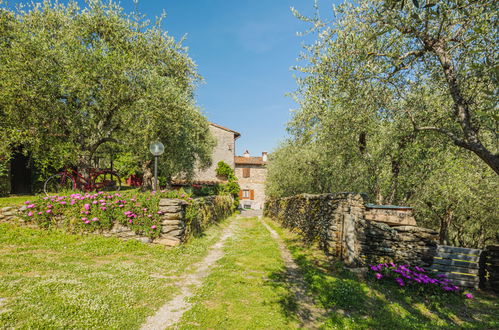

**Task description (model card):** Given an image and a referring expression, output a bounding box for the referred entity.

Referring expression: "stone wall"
[0,195,234,247]
[193,124,237,182]
[264,193,438,267]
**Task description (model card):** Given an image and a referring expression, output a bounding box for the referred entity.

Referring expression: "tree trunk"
[433,45,499,175]
[77,152,93,183]
[141,160,153,191]
[439,209,453,245]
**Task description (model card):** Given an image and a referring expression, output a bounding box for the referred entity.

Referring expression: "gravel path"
[140,219,238,330]
[259,217,328,329]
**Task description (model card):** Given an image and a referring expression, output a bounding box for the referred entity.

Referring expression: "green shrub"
[215,161,240,208]
[184,195,234,240]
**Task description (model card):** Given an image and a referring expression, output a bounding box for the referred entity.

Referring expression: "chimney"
[262,152,268,162]
[243,150,250,158]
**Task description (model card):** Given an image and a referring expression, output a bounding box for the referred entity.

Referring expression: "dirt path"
[140,218,238,330]
[259,217,328,329]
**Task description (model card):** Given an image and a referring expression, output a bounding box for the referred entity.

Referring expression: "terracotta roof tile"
[234,156,266,165]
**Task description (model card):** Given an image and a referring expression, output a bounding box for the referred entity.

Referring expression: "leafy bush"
[183,195,234,240]
[191,184,219,196]
[215,161,240,208]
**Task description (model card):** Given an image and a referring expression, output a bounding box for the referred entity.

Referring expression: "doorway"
[10,150,32,194]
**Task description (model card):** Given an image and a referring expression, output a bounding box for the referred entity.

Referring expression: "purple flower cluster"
[21,191,164,238]
[369,262,465,294]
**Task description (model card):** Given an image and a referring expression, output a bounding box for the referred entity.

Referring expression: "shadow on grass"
[265,235,498,329]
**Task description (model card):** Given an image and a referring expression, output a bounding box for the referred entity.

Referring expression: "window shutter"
[243,168,250,178]
[250,190,255,200]
[239,190,243,199]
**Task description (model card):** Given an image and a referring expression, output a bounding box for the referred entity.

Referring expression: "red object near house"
[126,174,143,187]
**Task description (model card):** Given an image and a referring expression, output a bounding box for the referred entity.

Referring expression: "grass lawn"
[266,218,499,329]
[1,215,497,329]
[0,217,234,329]
[0,195,37,208]
[172,216,302,329]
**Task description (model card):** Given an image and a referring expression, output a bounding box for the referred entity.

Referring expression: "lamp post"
[149,141,164,191]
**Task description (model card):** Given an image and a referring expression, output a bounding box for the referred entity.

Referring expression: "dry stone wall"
[264,193,438,267]
[0,195,234,247]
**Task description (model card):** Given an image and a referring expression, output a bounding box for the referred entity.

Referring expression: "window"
[242,168,250,178]
[242,190,250,198]
[244,204,251,209]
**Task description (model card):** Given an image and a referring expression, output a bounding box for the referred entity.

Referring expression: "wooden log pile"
[428,245,482,289]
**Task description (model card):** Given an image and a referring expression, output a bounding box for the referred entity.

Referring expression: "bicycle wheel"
[44,174,76,196]
[93,170,121,192]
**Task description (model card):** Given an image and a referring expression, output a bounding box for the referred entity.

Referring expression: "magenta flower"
[47,204,52,209]
[157,211,162,215]
[92,201,98,205]
[84,204,90,211]
[46,209,52,214]
[129,219,133,223]
[24,201,31,205]
[60,201,66,205]
[84,220,90,224]
[395,278,405,286]
[465,293,474,299]
[38,212,43,215]
[27,204,35,209]
[82,217,88,221]
[148,214,152,218]
[151,225,157,229]
[27,211,33,217]
[100,207,107,211]
[92,217,99,222]
[375,273,382,280]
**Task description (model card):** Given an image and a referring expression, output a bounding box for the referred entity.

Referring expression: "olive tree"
[266,0,498,247]
[0,0,213,183]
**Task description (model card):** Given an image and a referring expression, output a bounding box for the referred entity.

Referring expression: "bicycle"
[44,167,121,195]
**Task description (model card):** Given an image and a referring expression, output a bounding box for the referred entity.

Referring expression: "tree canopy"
[0,0,213,184]
[267,0,498,248]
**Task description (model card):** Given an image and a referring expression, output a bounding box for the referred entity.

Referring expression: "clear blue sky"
[11,0,342,155]
[133,0,323,156]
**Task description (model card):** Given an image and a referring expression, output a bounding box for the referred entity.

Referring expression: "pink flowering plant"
[369,262,474,299]
[19,190,192,239]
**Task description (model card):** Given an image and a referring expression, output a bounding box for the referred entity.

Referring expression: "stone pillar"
[154,198,188,247]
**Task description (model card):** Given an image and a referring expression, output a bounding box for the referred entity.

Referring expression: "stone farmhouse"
[191,123,268,210]
[191,122,241,184]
